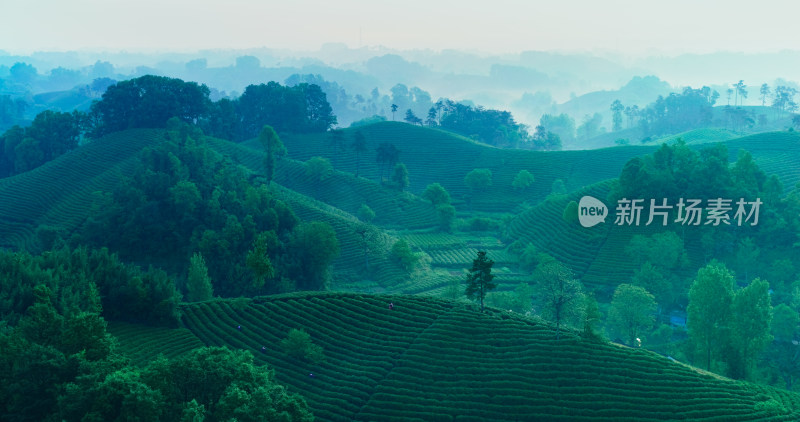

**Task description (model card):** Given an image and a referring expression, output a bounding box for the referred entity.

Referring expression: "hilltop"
[110,292,800,422]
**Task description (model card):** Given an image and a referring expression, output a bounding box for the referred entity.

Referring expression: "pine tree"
[258,125,286,185]
[186,252,213,301]
[465,251,496,312]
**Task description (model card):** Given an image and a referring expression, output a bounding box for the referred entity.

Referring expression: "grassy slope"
[109,293,800,422]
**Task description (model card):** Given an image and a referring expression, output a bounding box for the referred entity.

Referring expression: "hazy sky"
[3,0,799,55]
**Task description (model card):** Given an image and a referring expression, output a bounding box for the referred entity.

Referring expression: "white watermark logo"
[578,197,762,227]
[578,196,608,228]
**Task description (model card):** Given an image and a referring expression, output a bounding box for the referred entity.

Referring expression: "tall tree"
[688,262,734,371]
[352,130,367,177]
[391,104,398,121]
[465,251,496,312]
[767,304,800,389]
[391,163,409,191]
[611,99,624,132]
[760,83,771,106]
[258,125,286,185]
[186,252,213,301]
[426,106,438,127]
[375,142,400,182]
[533,260,584,339]
[246,232,276,289]
[607,284,656,346]
[727,278,772,380]
[733,80,747,106]
[306,156,333,196]
[288,222,339,290]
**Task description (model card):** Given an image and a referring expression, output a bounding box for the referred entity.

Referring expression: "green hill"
[206,137,439,230]
[504,130,800,295]
[0,129,167,250]
[0,129,407,288]
[276,122,800,214]
[504,180,705,297]
[276,121,656,213]
[725,131,800,190]
[112,293,800,421]
[647,128,739,146]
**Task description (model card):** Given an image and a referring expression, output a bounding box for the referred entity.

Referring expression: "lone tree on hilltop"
[391,104,398,120]
[465,251,496,312]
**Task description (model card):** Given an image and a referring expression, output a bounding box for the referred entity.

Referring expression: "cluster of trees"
[0,274,312,420]
[429,99,533,149]
[608,81,798,139]
[536,113,605,146]
[91,76,336,141]
[637,86,718,137]
[423,183,456,231]
[687,262,772,380]
[0,94,27,132]
[617,139,772,201]
[0,247,180,326]
[0,75,338,178]
[615,139,798,252]
[0,110,85,177]
[75,123,339,296]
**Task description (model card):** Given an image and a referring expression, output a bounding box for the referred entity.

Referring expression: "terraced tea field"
[107,321,204,365]
[0,129,167,250]
[168,293,800,421]
[206,137,439,230]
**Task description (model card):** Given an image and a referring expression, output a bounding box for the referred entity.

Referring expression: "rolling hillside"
[274,122,800,214]
[112,293,800,421]
[0,129,407,287]
[274,122,656,213]
[0,129,168,250]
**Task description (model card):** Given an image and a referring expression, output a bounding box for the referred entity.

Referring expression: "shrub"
[512,169,535,191]
[280,328,324,363]
[357,204,376,223]
[465,168,493,192]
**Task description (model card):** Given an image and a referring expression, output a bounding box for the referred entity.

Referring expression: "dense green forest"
[2,63,800,421]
